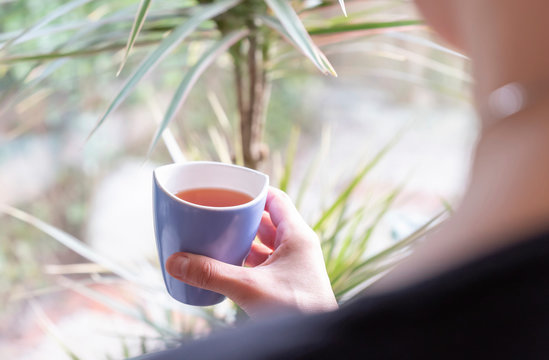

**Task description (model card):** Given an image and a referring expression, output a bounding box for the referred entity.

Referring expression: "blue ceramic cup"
[153,161,269,306]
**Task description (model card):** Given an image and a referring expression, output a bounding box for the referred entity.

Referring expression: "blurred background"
[0,0,476,359]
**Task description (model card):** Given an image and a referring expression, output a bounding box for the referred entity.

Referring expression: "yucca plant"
[0,0,421,168]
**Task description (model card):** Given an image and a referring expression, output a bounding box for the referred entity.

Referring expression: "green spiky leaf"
[0,0,93,51]
[117,0,152,76]
[148,29,248,155]
[279,126,300,192]
[88,0,241,140]
[313,138,397,231]
[0,204,142,284]
[264,0,336,76]
[338,0,347,17]
[306,19,423,35]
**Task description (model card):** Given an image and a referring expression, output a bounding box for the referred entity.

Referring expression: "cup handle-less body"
[153,162,268,306]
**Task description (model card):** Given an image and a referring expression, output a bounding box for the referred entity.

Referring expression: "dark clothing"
[140,230,549,359]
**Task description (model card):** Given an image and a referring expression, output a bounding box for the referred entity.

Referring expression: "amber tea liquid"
[175,187,253,207]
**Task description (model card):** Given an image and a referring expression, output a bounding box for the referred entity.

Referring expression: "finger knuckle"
[277,220,319,247]
[238,270,257,290]
[277,220,290,236]
[279,189,292,201]
[271,187,291,202]
[230,271,260,304]
[196,260,217,288]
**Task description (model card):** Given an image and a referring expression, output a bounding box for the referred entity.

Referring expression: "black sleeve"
[136,231,549,360]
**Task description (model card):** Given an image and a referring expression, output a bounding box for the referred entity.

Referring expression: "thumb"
[166,252,249,297]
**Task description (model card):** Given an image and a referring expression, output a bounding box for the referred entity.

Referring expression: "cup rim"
[153,161,269,212]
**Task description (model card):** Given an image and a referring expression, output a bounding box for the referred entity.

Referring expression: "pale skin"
[167,0,549,315]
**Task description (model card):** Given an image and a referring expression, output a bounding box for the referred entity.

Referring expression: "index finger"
[264,187,303,228]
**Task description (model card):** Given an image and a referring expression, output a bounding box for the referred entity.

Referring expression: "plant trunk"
[232,30,269,169]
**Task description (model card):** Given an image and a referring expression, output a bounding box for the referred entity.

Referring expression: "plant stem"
[215,2,270,169]
[231,29,269,169]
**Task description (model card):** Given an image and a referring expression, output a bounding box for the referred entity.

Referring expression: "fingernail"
[169,255,189,278]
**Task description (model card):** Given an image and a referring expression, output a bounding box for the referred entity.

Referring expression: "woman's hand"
[165,187,338,318]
